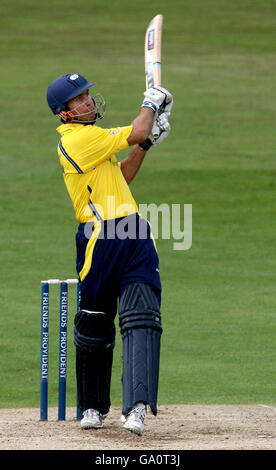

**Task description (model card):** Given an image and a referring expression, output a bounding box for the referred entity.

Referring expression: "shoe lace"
[130,405,146,421]
[85,409,101,419]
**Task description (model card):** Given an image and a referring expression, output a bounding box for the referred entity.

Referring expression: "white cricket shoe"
[123,403,146,436]
[80,409,106,429]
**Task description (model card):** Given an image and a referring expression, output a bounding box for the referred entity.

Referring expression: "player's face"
[67,89,95,121]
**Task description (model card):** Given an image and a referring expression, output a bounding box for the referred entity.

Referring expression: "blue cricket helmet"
[46,73,96,114]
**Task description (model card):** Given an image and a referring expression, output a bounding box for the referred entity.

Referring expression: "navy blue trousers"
[75,213,162,414]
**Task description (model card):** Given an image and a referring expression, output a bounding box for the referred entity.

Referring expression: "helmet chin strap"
[72,116,98,125]
[59,110,75,123]
[59,109,97,124]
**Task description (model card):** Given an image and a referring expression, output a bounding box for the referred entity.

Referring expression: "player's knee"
[74,310,116,352]
[119,283,162,335]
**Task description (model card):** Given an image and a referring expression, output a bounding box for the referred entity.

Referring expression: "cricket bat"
[144,14,163,89]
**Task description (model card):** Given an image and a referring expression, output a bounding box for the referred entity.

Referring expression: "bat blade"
[144,14,163,89]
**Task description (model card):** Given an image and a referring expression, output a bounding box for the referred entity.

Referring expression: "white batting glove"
[139,112,171,150]
[142,86,173,114]
[161,97,173,115]
[153,86,174,115]
[149,112,171,145]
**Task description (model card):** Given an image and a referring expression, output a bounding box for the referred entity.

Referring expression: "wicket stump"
[40,278,82,421]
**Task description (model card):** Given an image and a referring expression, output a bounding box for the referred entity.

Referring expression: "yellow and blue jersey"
[56,121,161,301]
[56,122,138,223]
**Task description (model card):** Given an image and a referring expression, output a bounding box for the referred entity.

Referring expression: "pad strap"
[119,283,162,334]
[74,310,115,352]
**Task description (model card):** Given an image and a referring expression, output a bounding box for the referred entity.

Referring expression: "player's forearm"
[120,145,147,184]
[127,108,154,146]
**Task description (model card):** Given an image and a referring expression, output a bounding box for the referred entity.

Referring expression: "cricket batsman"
[46,73,173,435]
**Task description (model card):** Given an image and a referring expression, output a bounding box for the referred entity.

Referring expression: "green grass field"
[1,0,276,409]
